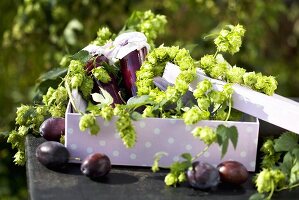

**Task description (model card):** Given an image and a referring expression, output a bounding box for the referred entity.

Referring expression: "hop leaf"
[72,50,92,64]
[274,132,299,152]
[91,90,113,106]
[216,125,238,158]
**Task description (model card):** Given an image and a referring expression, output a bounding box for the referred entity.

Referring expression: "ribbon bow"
[104,31,150,62]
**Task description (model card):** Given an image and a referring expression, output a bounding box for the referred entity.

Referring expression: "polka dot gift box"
[65,62,299,172]
[65,37,299,173]
[65,102,259,171]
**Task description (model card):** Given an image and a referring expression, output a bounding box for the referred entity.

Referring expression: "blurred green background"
[1,0,299,199]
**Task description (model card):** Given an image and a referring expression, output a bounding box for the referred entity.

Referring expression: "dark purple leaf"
[120,47,147,96]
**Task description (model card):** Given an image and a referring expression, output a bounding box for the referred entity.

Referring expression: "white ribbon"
[82,44,105,56]
[82,32,150,63]
[103,31,150,62]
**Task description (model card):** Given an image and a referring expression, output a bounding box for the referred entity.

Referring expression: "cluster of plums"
[36,117,111,179]
[186,160,249,190]
[36,117,249,187]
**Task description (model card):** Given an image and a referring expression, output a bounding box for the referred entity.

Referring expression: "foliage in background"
[1,0,299,199]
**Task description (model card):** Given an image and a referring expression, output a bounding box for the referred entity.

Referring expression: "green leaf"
[216,125,229,157]
[274,132,299,152]
[34,68,68,101]
[126,95,154,110]
[127,95,150,105]
[86,103,101,115]
[0,131,9,138]
[102,62,119,77]
[180,153,192,162]
[292,148,299,161]
[130,111,143,121]
[290,161,299,185]
[170,161,191,176]
[34,79,64,100]
[289,148,299,185]
[280,152,293,176]
[220,137,229,158]
[216,125,238,158]
[37,68,67,83]
[279,148,299,185]
[72,50,92,63]
[184,43,199,53]
[249,193,266,200]
[228,126,238,149]
[91,87,113,105]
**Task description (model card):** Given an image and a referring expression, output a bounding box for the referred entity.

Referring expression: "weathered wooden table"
[26,129,299,200]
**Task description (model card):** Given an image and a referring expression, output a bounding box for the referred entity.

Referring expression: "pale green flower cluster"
[113,105,136,148]
[79,113,100,135]
[214,24,246,55]
[255,169,286,193]
[125,10,167,48]
[91,27,113,46]
[92,67,111,83]
[67,60,94,98]
[192,126,217,146]
[199,24,277,95]
[42,86,68,117]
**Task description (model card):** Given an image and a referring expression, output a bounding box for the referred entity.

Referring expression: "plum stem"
[118,91,126,104]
